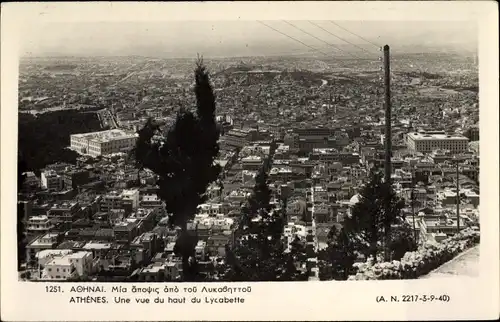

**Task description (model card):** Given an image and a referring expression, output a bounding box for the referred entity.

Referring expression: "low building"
[42,257,77,281]
[66,251,94,277]
[36,249,73,267]
[26,233,61,265]
[41,170,63,191]
[47,201,80,226]
[241,156,263,171]
[26,215,54,234]
[99,189,139,213]
[113,220,139,244]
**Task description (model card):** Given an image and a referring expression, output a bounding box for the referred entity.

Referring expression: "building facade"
[406,131,469,154]
[70,129,138,158]
[41,170,64,191]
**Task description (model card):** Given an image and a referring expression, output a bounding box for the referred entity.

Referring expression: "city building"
[66,251,94,277]
[70,129,138,157]
[27,215,54,234]
[41,170,64,191]
[99,189,140,213]
[26,233,61,265]
[47,201,80,226]
[406,131,469,154]
[223,128,258,148]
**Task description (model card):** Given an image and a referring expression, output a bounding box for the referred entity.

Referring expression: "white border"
[1,2,498,321]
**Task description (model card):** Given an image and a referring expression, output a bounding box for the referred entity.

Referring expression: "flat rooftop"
[71,129,138,143]
[408,132,468,141]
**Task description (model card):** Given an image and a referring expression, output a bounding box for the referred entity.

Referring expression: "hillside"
[18,110,104,174]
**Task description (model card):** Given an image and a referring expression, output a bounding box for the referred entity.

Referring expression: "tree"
[134,57,221,281]
[222,210,306,281]
[342,170,405,261]
[248,164,272,214]
[319,225,357,280]
[288,235,308,279]
[221,163,308,282]
[18,110,104,173]
[17,152,27,270]
[388,223,417,260]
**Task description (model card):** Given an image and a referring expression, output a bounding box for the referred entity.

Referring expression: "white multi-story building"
[36,249,73,267]
[121,189,140,209]
[100,189,139,212]
[70,129,138,158]
[66,251,94,277]
[41,251,94,280]
[40,170,63,191]
[241,155,263,171]
[406,131,469,154]
[27,215,54,234]
[42,257,76,280]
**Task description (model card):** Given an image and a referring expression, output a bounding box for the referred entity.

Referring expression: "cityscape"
[17,20,480,282]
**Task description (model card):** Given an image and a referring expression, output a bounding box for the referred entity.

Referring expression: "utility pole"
[383,45,392,261]
[411,167,418,243]
[456,160,461,233]
[383,45,392,184]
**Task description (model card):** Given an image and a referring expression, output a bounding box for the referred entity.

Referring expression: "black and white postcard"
[1,1,498,321]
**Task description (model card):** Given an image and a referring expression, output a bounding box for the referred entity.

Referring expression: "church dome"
[349,194,361,205]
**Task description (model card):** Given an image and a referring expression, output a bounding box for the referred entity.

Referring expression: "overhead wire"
[282,20,361,59]
[283,20,383,106]
[257,20,329,56]
[309,21,378,56]
[328,21,382,49]
[324,20,421,113]
[258,20,384,112]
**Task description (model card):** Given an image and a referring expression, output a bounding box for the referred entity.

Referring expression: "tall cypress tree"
[221,163,307,281]
[135,57,221,281]
[319,225,357,280]
[342,170,405,261]
[249,164,272,214]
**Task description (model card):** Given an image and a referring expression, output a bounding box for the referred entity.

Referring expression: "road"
[420,245,480,278]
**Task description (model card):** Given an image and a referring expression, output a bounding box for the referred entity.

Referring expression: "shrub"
[348,229,480,280]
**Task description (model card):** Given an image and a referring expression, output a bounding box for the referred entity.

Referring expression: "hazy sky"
[22,20,478,58]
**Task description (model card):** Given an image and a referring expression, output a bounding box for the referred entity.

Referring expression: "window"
[56,268,59,272]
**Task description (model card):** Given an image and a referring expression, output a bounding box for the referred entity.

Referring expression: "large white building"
[41,251,93,280]
[70,129,138,157]
[42,256,76,280]
[406,131,469,154]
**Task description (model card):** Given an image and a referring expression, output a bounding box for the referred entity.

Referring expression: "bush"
[348,229,480,280]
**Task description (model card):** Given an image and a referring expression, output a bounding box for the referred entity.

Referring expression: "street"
[421,245,480,278]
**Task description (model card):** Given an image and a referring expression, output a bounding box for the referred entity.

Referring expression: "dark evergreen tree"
[221,164,308,281]
[222,210,306,281]
[289,235,308,278]
[18,110,104,173]
[17,152,27,270]
[342,170,405,261]
[134,57,221,281]
[319,225,357,280]
[388,222,418,260]
[249,165,272,214]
